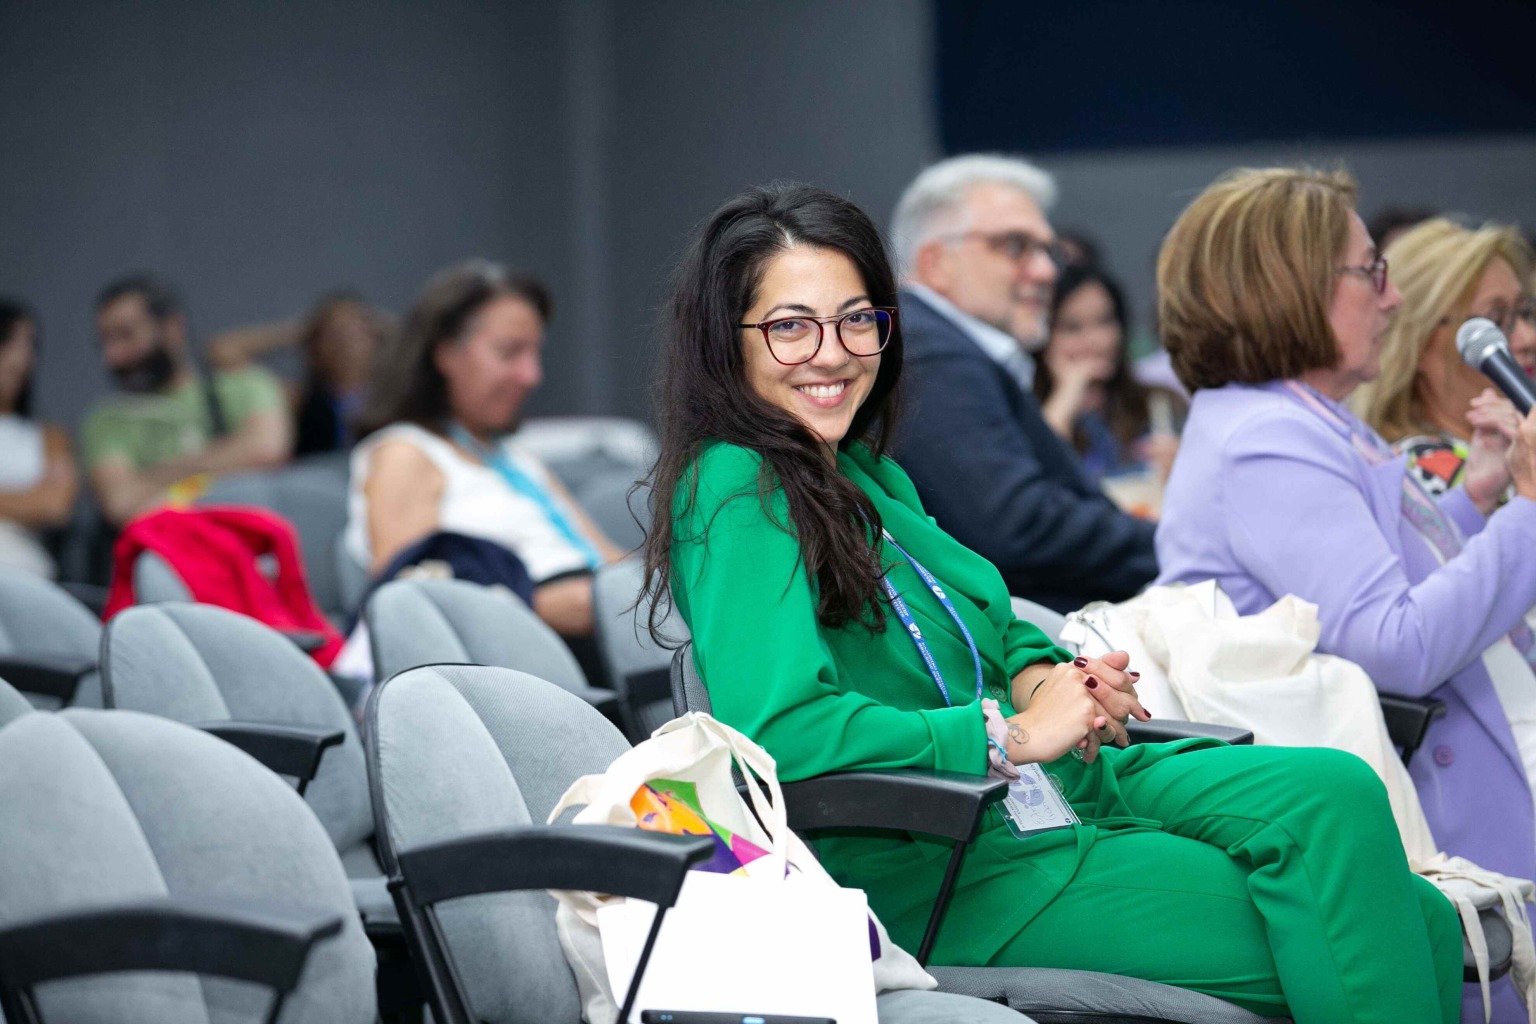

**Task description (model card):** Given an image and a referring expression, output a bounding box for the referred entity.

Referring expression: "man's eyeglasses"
[737,307,896,366]
[1335,255,1390,295]
[940,230,1066,267]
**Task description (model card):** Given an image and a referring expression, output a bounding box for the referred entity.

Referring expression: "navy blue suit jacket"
[891,288,1157,612]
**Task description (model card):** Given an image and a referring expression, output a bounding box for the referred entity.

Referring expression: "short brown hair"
[1157,166,1357,392]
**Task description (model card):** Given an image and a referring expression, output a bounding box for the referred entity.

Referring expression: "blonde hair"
[1158,166,1356,392]
[1355,218,1533,441]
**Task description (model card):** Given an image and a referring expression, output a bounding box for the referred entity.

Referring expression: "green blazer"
[671,442,1208,965]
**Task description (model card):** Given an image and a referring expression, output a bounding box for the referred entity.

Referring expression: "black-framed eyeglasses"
[939,230,1067,267]
[1335,255,1390,295]
[737,306,897,366]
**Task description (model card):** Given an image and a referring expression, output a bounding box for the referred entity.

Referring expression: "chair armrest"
[195,721,345,795]
[1127,720,1254,746]
[780,770,1010,843]
[395,824,713,910]
[0,896,342,999]
[0,656,95,704]
[1379,693,1446,766]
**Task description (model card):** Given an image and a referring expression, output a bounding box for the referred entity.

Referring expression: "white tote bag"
[547,712,934,1024]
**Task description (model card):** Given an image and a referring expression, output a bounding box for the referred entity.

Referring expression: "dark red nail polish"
[1129,671,1141,679]
[1085,676,1099,689]
[1073,657,1088,668]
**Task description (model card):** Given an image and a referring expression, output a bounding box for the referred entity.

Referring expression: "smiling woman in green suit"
[637,181,1461,1023]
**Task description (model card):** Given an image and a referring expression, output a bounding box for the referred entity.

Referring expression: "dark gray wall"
[0,0,574,426]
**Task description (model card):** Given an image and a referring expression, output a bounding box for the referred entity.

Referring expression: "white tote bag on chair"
[548,712,934,1024]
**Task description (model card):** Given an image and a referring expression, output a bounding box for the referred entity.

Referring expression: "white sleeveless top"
[345,422,597,584]
[0,416,55,578]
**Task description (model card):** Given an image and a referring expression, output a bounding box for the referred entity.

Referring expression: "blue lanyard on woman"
[878,528,985,707]
[448,423,604,570]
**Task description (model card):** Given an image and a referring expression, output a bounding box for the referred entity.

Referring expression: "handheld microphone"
[1456,317,1536,416]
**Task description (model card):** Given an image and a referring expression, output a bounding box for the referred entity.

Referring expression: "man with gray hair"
[891,154,1156,612]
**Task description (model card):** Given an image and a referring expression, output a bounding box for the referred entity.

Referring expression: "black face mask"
[112,346,176,394]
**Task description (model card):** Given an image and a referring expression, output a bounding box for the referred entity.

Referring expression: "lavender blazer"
[1156,381,1536,881]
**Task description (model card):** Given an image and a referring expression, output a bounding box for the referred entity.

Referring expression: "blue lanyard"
[878,528,985,707]
[448,424,604,570]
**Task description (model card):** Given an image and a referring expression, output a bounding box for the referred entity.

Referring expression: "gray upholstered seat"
[568,472,650,553]
[364,577,615,712]
[366,663,1033,1024]
[130,459,353,624]
[0,707,375,1022]
[1008,595,1068,645]
[99,603,390,927]
[0,568,104,708]
[591,559,685,737]
[514,416,658,494]
[670,644,1285,1024]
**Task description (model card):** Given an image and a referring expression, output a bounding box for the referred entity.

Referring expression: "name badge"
[1000,762,1079,839]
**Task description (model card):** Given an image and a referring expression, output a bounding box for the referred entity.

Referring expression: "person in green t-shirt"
[82,275,293,525]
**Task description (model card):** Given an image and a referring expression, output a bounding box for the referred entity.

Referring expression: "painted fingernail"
[1129,671,1141,679]
[1085,676,1099,689]
[1073,657,1088,668]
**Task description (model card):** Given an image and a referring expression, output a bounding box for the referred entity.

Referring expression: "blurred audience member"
[209,291,387,456]
[890,154,1157,612]
[83,275,292,527]
[1367,204,1438,254]
[347,260,624,637]
[1155,167,1536,923]
[1357,218,1535,497]
[1035,264,1181,503]
[0,300,77,576]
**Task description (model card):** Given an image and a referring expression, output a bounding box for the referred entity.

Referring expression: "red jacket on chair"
[104,506,344,667]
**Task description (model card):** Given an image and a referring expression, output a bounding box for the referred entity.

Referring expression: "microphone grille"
[1456,317,1509,367]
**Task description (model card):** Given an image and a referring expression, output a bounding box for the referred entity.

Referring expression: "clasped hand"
[1004,652,1150,766]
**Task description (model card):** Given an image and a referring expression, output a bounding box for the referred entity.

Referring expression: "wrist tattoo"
[1007,723,1028,750]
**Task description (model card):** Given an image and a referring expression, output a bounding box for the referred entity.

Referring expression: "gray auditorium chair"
[592,559,685,737]
[365,662,1038,1024]
[364,577,618,716]
[515,415,658,495]
[570,472,650,553]
[669,643,1291,1024]
[1009,595,1068,645]
[130,457,354,625]
[99,603,393,933]
[0,568,103,708]
[0,707,374,1023]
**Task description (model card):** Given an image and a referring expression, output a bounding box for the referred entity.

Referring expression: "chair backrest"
[367,664,631,1023]
[513,416,657,495]
[199,462,352,622]
[593,561,687,736]
[0,708,374,1023]
[132,549,194,603]
[100,603,372,856]
[1009,595,1068,644]
[669,641,712,718]
[365,578,588,694]
[569,473,649,553]
[0,674,31,726]
[0,568,104,707]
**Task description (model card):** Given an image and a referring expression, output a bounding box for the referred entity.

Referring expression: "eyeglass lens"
[765,309,892,365]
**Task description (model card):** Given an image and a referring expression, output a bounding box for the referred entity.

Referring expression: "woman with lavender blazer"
[1153,167,1536,897]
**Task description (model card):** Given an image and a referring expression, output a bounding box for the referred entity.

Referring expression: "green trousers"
[982,745,1461,1022]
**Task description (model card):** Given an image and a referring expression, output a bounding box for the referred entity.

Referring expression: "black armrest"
[0,656,95,704]
[195,721,345,796]
[0,897,342,1014]
[1127,719,1254,746]
[780,769,1009,843]
[279,630,328,654]
[396,824,712,910]
[1379,693,1446,767]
